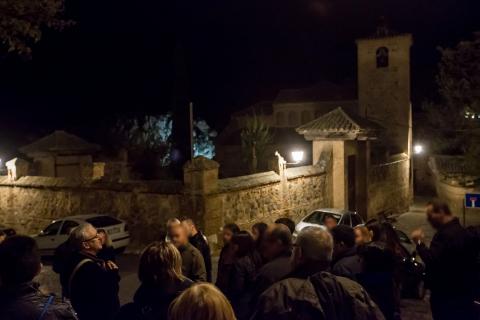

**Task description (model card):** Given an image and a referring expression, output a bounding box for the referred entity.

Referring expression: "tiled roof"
[296,107,382,139]
[20,130,100,155]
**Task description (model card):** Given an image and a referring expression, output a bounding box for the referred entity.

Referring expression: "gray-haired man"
[252,226,384,320]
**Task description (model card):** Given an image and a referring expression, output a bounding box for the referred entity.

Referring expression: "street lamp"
[291,151,304,164]
[414,144,424,155]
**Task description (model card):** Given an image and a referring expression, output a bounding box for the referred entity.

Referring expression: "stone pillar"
[332,141,346,209]
[183,156,219,194]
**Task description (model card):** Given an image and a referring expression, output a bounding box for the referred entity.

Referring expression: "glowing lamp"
[414,145,423,155]
[291,151,304,163]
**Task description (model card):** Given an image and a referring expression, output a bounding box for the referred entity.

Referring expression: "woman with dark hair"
[358,222,404,320]
[251,222,267,249]
[227,231,262,320]
[216,223,240,292]
[115,242,193,320]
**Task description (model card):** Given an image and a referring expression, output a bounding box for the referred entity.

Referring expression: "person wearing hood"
[115,241,193,320]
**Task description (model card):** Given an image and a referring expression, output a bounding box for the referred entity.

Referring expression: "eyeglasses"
[82,233,100,243]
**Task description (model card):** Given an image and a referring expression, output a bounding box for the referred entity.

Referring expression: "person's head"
[231,231,255,258]
[426,199,453,229]
[138,241,184,285]
[167,223,189,248]
[222,223,240,245]
[169,283,236,320]
[0,230,6,244]
[262,223,292,261]
[292,226,333,270]
[180,217,198,237]
[97,229,112,247]
[274,218,295,235]
[331,225,355,260]
[71,223,103,255]
[251,222,268,243]
[0,236,42,286]
[354,225,372,245]
[323,213,338,231]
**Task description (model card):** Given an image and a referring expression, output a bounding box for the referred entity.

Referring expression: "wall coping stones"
[0,176,183,194]
[183,156,220,172]
[285,165,326,180]
[218,171,281,193]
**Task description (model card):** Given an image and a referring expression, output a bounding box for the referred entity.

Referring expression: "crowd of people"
[0,199,478,320]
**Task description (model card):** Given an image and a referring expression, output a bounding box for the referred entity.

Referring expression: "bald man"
[167,222,206,282]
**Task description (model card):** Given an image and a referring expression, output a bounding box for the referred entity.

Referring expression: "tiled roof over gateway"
[296,107,382,140]
[20,130,100,155]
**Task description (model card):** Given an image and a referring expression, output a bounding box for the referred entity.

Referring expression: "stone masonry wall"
[368,155,410,218]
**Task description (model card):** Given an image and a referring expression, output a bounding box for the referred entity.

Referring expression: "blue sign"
[465,194,480,208]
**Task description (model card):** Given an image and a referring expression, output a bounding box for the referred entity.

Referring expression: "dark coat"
[332,247,363,281]
[65,252,120,320]
[0,282,78,320]
[189,232,212,282]
[98,245,116,262]
[227,252,262,320]
[251,264,384,320]
[417,218,477,319]
[115,278,193,320]
[178,243,207,282]
[253,251,293,300]
[216,244,235,292]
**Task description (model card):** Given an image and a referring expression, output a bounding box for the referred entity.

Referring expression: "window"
[276,112,286,126]
[304,211,341,225]
[376,47,389,68]
[351,214,363,227]
[341,214,351,227]
[41,221,62,236]
[60,220,79,235]
[301,110,312,124]
[86,216,121,228]
[288,111,299,127]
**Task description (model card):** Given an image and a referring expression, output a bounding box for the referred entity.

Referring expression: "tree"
[0,0,70,55]
[240,115,273,174]
[423,36,480,174]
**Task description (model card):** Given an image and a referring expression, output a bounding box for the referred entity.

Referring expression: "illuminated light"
[291,151,304,163]
[414,145,424,155]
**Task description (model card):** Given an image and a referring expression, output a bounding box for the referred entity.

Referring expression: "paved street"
[35,200,437,319]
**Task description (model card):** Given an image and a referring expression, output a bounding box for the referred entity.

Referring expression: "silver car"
[293,208,364,238]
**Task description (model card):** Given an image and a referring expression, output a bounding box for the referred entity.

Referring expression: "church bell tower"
[356,25,413,155]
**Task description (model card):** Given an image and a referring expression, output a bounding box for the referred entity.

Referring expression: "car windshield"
[86,216,121,228]
[304,211,341,225]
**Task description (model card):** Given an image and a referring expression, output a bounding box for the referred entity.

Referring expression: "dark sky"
[0,0,479,157]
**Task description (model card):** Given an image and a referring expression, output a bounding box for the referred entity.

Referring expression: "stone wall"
[0,157,332,250]
[368,154,411,218]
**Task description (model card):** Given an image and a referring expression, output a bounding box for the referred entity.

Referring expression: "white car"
[293,208,364,239]
[34,214,130,256]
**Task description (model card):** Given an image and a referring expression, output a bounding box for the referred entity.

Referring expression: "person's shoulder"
[188,243,203,257]
[47,297,78,319]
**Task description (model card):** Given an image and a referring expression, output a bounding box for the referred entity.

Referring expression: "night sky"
[0,0,479,158]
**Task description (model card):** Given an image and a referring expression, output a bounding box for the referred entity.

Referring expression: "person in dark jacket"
[0,235,78,320]
[274,217,295,235]
[167,221,206,282]
[251,226,384,320]
[97,228,116,262]
[64,223,120,320]
[216,223,240,291]
[181,217,212,282]
[331,225,363,281]
[253,223,293,300]
[412,199,477,320]
[225,231,262,320]
[115,242,193,320]
[252,222,268,249]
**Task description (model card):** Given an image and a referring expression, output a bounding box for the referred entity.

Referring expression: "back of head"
[231,231,255,258]
[331,225,355,248]
[427,199,452,215]
[274,218,295,234]
[169,283,236,320]
[296,226,333,263]
[138,241,184,285]
[0,236,41,286]
[223,223,240,234]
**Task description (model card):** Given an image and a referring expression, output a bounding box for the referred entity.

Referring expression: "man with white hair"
[252,226,384,320]
[63,223,120,320]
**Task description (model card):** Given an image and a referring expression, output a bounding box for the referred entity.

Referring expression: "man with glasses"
[63,223,120,320]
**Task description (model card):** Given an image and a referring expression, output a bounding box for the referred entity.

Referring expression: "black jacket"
[0,282,78,320]
[115,278,193,320]
[332,247,363,281]
[65,252,120,320]
[216,244,235,292]
[98,245,116,262]
[251,264,384,320]
[417,218,477,296]
[253,251,292,300]
[189,232,212,282]
[178,243,207,282]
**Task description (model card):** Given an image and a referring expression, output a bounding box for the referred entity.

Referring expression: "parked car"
[0,224,16,237]
[293,208,364,238]
[34,214,130,256]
